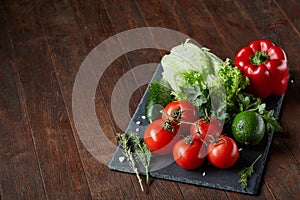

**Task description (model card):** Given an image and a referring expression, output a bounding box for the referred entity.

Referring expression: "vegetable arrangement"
[116,39,288,192]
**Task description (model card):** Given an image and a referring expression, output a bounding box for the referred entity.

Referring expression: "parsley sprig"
[236,94,282,132]
[238,154,262,189]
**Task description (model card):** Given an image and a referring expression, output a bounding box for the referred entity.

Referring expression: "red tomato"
[190,116,222,143]
[144,119,180,155]
[173,136,207,170]
[162,100,198,135]
[207,136,239,169]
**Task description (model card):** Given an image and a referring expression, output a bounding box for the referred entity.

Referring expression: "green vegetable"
[161,39,223,92]
[239,154,262,189]
[145,79,174,123]
[161,40,226,119]
[218,59,249,113]
[171,71,208,114]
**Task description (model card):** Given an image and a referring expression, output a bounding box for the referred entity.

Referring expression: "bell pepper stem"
[251,51,269,65]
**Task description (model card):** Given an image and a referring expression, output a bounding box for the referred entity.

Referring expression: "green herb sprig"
[116,132,152,191]
[116,133,144,192]
[238,154,262,189]
[130,133,151,185]
[237,94,283,132]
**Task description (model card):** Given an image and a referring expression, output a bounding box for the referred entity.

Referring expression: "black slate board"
[108,63,285,195]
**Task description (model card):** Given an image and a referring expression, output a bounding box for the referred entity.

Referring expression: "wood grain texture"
[0,0,299,199]
[1,0,91,199]
[0,4,46,199]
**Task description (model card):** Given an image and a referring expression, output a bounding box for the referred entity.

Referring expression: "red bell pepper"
[234,40,289,98]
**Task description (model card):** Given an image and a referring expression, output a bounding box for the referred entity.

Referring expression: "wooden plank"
[272,0,300,38]
[198,0,261,56]
[138,0,233,59]
[100,0,164,129]
[0,3,46,199]
[280,80,300,162]
[39,0,142,199]
[1,1,92,199]
[263,135,300,198]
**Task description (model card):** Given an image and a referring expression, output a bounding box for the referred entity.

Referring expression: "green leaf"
[238,154,262,189]
[258,103,266,115]
[262,111,283,132]
[145,79,174,122]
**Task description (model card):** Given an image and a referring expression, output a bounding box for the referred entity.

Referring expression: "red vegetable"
[162,100,198,135]
[190,116,222,143]
[234,40,289,98]
[173,136,207,170]
[144,119,180,155]
[207,136,239,169]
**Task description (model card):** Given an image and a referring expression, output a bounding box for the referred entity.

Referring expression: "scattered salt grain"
[136,128,140,132]
[202,172,206,176]
[136,121,141,125]
[291,79,294,83]
[119,156,125,163]
[239,148,243,152]
[141,115,146,119]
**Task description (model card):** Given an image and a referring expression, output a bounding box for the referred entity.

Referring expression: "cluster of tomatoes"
[144,100,239,170]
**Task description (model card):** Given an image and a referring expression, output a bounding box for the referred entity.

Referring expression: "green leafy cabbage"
[161,40,223,92]
[161,40,226,119]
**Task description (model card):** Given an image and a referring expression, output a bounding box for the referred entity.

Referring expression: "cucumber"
[145,79,174,123]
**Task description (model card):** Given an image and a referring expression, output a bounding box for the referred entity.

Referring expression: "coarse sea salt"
[118,156,125,163]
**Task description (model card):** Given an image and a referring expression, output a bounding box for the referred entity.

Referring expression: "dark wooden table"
[1,0,300,199]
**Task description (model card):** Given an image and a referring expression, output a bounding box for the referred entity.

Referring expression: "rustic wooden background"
[1,0,300,199]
